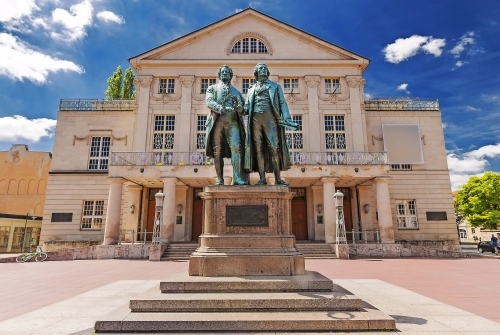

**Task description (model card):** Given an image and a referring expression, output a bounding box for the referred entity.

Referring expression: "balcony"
[110,151,388,166]
[59,99,136,111]
[365,98,439,111]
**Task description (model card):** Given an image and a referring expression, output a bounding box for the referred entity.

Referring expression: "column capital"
[133,75,153,88]
[269,75,279,83]
[321,176,339,184]
[305,76,320,88]
[346,75,366,88]
[179,75,195,88]
[374,176,392,183]
[160,176,178,184]
[107,177,126,184]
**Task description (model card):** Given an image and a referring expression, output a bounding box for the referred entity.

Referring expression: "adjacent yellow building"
[0,144,51,252]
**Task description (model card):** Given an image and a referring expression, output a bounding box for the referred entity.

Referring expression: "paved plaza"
[0,257,499,334]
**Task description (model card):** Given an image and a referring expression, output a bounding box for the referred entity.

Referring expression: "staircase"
[161,242,197,261]
[296,242,337,259]
[162,242,337,260]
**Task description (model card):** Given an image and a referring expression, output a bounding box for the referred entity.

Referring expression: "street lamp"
[152,191,164,246]
[22,213,36,252]
[333,190,347,244]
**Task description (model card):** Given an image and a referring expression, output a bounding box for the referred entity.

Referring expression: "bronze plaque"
[51,213,73,222]
[226,205,268,227]
[426,211,447,221]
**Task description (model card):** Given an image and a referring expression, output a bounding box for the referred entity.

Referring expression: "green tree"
[456,171,500,230]
[104,66,136,100]
[121,67,136,99]
[105,66,123,100]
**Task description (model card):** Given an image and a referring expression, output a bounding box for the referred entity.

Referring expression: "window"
[324,115,346,151]
[391,164,412,170]
[396,200,418,229]
[81,200,104,230]
[201,78,216,94]
[88,137,110,170]
[196,115,208,151]
[325,79,340,94]
[242,78,256,94]
[471,228,476,234]
[231,37,268,53]
[285,115,303,163]
[283,79,299,94]
[159,79,175,94]
[153,115,175,152]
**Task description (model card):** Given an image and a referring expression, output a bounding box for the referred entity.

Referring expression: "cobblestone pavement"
[0,258,498,334]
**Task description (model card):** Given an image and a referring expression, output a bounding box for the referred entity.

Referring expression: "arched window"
[231,37,268,53]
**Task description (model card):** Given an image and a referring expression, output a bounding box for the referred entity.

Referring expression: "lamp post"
[333,190,347,244]
[152,191,164,246]
[22,213,36,252]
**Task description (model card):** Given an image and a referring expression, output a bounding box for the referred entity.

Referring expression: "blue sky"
[0,0,499,190]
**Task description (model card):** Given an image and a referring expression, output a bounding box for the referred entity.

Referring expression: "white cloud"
[447,143,500,190]
[0,32,84,84]
[397,83,409,94]
[451,31,475,58]
[482,94,500,103]
[465,105,480,111]
[442,123,448,129]
[234,8,243,13]
[364,93,373,100]
[51,0,93,42]
[455,61,467,68]
[421,38,446,56]
[0,0,39,22]
[383,35,446,63]
[96,10,124,24]
[0,115,57,142]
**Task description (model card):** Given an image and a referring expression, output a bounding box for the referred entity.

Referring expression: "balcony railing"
[110,151,387,166]
[59,99,136,111]
[365,98,439,111]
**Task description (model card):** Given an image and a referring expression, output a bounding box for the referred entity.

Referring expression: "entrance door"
[192,188,203,242]
[146,188,162,241]
[291,188,308,240]
[337,188,353,240]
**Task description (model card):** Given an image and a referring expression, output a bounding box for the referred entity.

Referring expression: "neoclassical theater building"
[40,9,457,247]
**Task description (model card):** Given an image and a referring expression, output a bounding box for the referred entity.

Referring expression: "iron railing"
[59,99,136,111]
[110,151,388,166]
[365,98,439,111]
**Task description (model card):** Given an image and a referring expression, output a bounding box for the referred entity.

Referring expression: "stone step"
[160,270,334,293]
[161,243,198,261]
[296,243,337,259]
[95,309,395,332]
[130,291,362,312]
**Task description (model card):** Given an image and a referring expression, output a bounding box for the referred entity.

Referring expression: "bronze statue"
[205,65,248,186]
[244,63,297,186]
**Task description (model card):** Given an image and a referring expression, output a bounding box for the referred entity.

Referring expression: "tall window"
[242,78,256,94]
[396,200,418,229]
[201,78,216,94]
[88,136,110,170]
[153,115,175,151]
[159,79,175,94]
[81,200,104,230]
[285,115,303,163]
[325,79,340,94]
[324,115,346,151]
[231,37,268,53]
[283,79,299,94]
[196,115,208,151]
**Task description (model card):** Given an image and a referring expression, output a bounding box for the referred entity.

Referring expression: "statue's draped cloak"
[244,80,292,173]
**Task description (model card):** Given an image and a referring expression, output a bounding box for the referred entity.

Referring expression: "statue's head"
[218,65,233,81]
[254,63,270,80]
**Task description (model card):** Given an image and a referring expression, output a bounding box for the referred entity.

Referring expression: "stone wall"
[43,240,103,252]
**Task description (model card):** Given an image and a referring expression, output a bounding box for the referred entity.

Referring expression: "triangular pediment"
[129,9,369,67]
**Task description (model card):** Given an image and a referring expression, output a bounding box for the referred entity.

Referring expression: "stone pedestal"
[188,185,305,276]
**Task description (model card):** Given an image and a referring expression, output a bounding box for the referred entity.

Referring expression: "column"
[132,76,152,152]
[103,177,125,245]
[321,177,338,244]
[178,76,194,152]
[346,76,366,152]
[161,177,177,245]
[375,177,395,243]
[357,185,373,231]
[305,76,320,152]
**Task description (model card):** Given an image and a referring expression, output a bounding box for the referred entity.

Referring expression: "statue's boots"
[231,153,248,185]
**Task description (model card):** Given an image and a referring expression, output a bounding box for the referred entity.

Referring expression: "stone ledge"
[349,243,486,258]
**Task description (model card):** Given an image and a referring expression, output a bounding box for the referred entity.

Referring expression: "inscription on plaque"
[226,205,268,227]
[51,213,73,222]
[426,211,447,221]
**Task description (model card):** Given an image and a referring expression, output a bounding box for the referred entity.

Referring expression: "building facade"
[40,9,457,247]
[0,144,51,252]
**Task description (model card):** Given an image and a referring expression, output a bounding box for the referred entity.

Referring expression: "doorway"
[291,188,308,240]
[191,188,203,241]
[146,188,162,241]
[337,188,353,240]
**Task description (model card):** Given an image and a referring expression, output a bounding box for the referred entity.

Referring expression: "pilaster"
[179,76,194,152]
[346,76,366,152]
[305,76,320,152]
[132,76,153,152]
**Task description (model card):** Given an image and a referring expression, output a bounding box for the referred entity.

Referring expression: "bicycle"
[16,246,48,263]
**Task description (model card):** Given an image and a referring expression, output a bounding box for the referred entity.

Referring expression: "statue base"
[188,185,305,276]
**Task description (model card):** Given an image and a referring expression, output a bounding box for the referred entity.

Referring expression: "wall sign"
[226,205,268,226]
[51,213,73,222]
[426,211,447,221]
